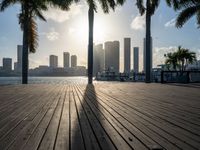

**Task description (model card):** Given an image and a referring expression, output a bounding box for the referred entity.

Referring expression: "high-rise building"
[14,62,18,71]
[49,55,58,68]
[3,58,12,71]
[124,38,131,73]
[15,45,22,72]
[71,55,77,68]
[143,37,153,73]
[93,44,104,75]
[105,41,120,73]
[63,52,70,68]
[133,47,139,73]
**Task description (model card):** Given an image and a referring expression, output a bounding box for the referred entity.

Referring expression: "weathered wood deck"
[0,83,200,150]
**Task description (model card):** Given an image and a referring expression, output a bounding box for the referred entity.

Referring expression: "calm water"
[0,76,88,85]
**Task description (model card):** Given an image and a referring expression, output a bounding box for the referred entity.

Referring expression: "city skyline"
[0,1,200,72]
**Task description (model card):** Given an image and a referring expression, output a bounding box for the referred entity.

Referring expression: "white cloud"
[29,58,43,68]
[46,29,59,41]
[44,4,83,23]
[153,46,177,66]
[165,18,176,27]
[40,28,59,41]
[68,27,75,34]
[130,14,145,31]
[196,49,200,60]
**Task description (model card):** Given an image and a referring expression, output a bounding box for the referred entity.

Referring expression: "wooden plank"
[97,85,200,145]
[69,86,85,150]
[21,86,65,150]
[5,86,63,150]
[72,86,101,150]
[75,87,136,149]
[54,87,70,150]
[76,85,164,150]
[93,86,198,150]
[37,86,66,150]
[0,86,56,148]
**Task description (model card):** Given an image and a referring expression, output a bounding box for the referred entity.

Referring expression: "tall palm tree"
[0,0,72,84]
[136,0,160,83]
[176,46,196,71]
[165,46,197,71]
[185,51,196,70]
[164,52,178,71]
[87,0,125,84]
[166,0,200,28]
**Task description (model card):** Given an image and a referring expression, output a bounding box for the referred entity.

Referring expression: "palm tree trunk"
[22,4,29,84]
[145,0,151,83]
[88,7,94,84]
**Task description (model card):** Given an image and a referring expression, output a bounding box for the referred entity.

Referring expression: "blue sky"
[0,0,200,71]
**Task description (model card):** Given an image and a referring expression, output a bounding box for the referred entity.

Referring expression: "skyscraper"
[16,45,22,72]
[105,41,120,73]
[133,47,139,73]
[3,58,12,71]
[93,44,104,75]
[63,52,70,68]
[71,55,77,68]
[143,37,153,73]
[49,55,58,68]
[124,38,131,73]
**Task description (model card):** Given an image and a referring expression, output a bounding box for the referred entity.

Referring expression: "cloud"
[44,4,83,23]
[29,58,43,68]
[40,28,59,41]
[195,49,200,60]
[165,18,176,27]
[68,27,75,34]
[153,46,177,66]
[130,15,145,31]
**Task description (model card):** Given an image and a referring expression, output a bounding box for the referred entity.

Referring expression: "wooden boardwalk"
[0,83,200,150]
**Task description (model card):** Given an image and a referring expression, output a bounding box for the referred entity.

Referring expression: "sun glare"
[76,18,107,44]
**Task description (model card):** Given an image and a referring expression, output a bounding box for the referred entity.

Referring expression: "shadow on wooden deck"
[71,84,116,150]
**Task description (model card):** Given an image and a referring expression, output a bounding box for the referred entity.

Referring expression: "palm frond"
[0,0,19,11]
[176,5,198,28]
[48,0,73,11]
[107,0,116,11]
[196,9,200,28]
[117,0,125,6]
[97,0,108,13]
[136,0,145,15]
[28,17,38,53]
[34,8,46,21]
[150,0,160,15]
[166,0,183,10]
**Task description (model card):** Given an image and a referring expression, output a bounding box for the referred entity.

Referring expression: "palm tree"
[165,46,197,72]
[136,0,160,83]
[166,0,200,28]
[87,0,125,84]
[176,46,196,71]
[0,0,72,84]
[185,51,196,70]
[164,52,178,71]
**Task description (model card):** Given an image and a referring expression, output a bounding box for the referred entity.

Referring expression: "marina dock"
[0,83,200,150]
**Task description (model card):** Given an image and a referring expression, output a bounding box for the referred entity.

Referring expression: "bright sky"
[0,0,200,72]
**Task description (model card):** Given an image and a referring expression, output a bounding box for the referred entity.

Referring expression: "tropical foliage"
[87,0,125,84]
[166,0,200,28]
[164,46,196,71]
[0,0,73,84]
[136,0,160,83]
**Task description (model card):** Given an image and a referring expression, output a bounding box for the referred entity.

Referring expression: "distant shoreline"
[0,76,87,77]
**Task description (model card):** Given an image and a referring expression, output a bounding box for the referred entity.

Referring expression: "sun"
[75,18,107,44]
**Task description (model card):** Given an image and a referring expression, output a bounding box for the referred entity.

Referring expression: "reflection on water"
[0,76,88,85]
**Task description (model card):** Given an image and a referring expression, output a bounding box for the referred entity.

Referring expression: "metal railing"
[161,71,200,83]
